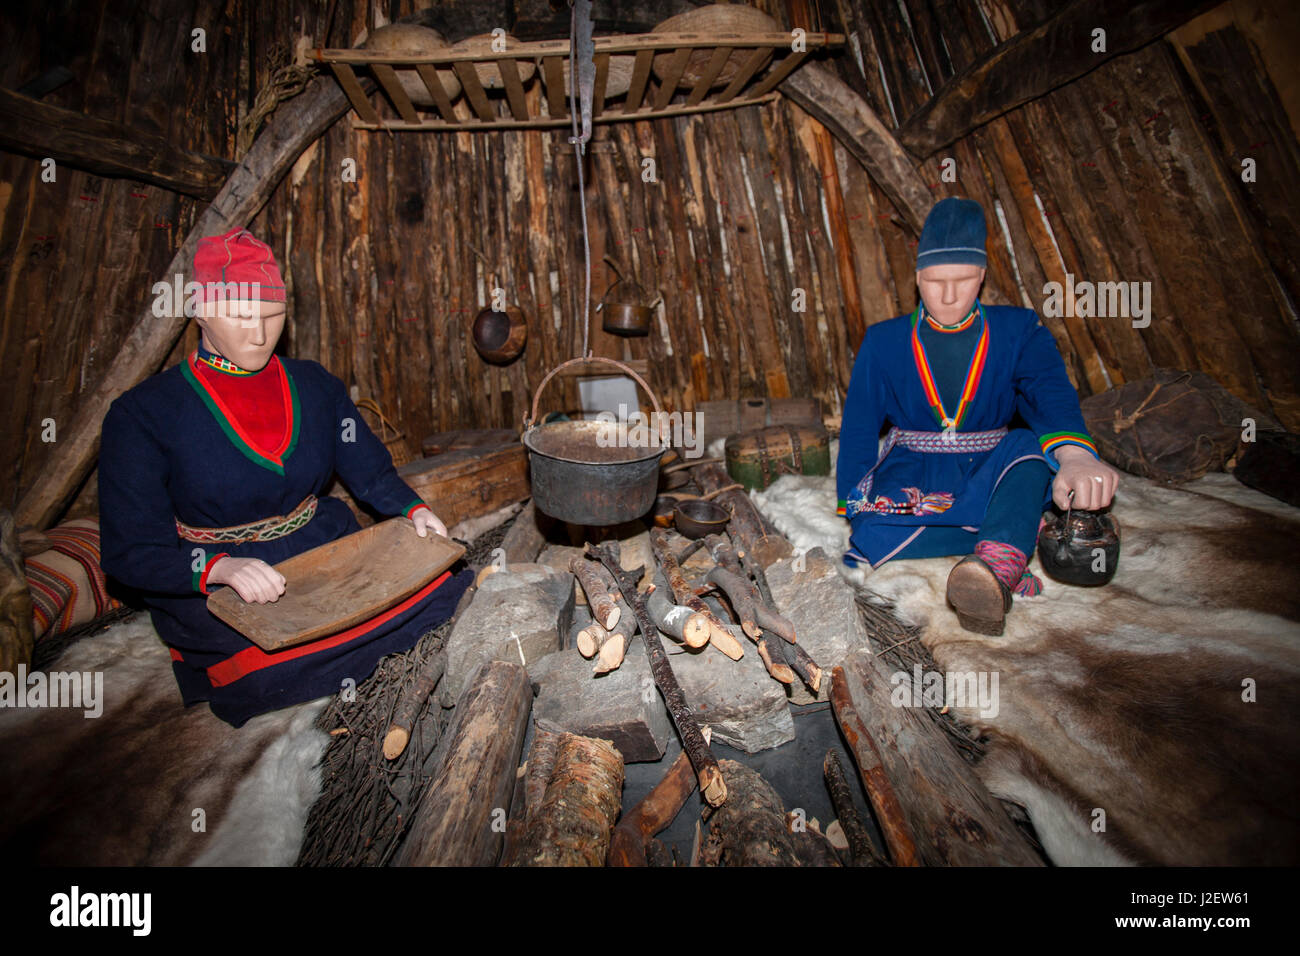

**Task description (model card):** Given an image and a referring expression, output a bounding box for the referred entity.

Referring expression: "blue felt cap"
[916,197,987,270]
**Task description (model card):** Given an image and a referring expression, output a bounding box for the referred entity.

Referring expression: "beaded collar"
[196,342,255,376]
[922,301,979,333]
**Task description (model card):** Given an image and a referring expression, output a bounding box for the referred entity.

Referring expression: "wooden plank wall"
[1,0,1298,521]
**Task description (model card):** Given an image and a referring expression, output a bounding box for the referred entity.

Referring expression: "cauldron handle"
[524,355,664,435]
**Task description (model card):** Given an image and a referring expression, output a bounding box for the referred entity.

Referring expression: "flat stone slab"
[444,563,574,699]
[529,641,672,763]
[667,626,795,754]
[765,546,870,704]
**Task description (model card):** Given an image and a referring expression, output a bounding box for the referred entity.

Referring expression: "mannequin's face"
[916,264,985,326]
[195,300,286,371]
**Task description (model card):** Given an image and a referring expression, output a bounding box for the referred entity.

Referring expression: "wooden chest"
[724,424,830,491]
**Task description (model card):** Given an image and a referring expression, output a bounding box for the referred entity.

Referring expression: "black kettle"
[1037,497,1121,587]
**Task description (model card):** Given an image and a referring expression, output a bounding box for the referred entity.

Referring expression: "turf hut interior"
[1,0,1299,882]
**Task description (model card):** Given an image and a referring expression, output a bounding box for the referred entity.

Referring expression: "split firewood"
[829,665,920,867]
[607,727,711,867]
[572,560,636,672]
[646,572,713,648]
[780,640,823,694]
[382,652,447,760]
[650,528,743,659]
[587,542,727,807]
[510,733,625,867]
[692,462,791,567]
[593,602,638,674]
[652,572,745,660]
[698,760,800,866]
[705,535,797,640]
[569,555,620,630]
[728,540,823,693]
[823,749,886,866]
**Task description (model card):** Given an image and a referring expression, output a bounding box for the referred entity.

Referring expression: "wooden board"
[206,518,464,651]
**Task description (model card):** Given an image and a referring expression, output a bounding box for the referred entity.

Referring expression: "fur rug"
[752,468,1300,865]
[0,613,329,865]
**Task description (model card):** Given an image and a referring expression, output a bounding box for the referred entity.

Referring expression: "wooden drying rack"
[314,31,843,131]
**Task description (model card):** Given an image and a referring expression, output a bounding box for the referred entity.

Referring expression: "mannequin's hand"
[411,507,447,538]
[208,556,286,604]
[1052,445,1120,510]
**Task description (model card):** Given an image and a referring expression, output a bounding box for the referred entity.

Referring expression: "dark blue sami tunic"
[98,351,472,727]
[836,302,1099,567]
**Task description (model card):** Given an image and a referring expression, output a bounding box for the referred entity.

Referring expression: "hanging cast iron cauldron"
[1037,493,1121,587]
[521,356,667,526]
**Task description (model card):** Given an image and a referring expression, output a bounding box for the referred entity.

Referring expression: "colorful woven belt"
[176,495,317,544]
[845,426,1009,517]
[891,426,1008,454]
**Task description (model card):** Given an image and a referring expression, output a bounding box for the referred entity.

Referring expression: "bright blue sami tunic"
[98,352,472,727]
[836,302,1098,567]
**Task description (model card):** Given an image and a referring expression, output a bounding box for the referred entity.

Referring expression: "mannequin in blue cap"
[836,197,1120,635]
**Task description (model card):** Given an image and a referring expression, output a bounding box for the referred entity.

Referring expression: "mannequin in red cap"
[99,227,472,726]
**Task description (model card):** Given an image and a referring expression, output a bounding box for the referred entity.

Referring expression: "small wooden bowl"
[673,499,730,539]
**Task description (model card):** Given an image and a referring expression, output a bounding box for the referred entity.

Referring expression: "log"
[692,463,791,568]
[699,760,800,866]
[0,510,35,675]
[593,586,638,675]
[650,528,740,656]
[382,652,447,760]
[786,815,845,867]
[607,733,706,867]
[569,555,620,630]
[895,0,1222,157]
[830,664,920,867]
[705,535,797,641]
[524,725,563,825]
[823,749,886,867]
[778,61,932,234]
[645,576,714,651]
[838,652,1045,866]
[0,86,235,200]
[587,542,727,807]
[395,660,531,866]
[510,734,625,867]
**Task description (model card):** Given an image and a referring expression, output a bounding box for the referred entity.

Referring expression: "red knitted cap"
[192,228,286,303]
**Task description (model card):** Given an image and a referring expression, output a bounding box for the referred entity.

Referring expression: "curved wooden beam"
[895,0,1221,158]
[779,60,933,235]
[15,69,372,529]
